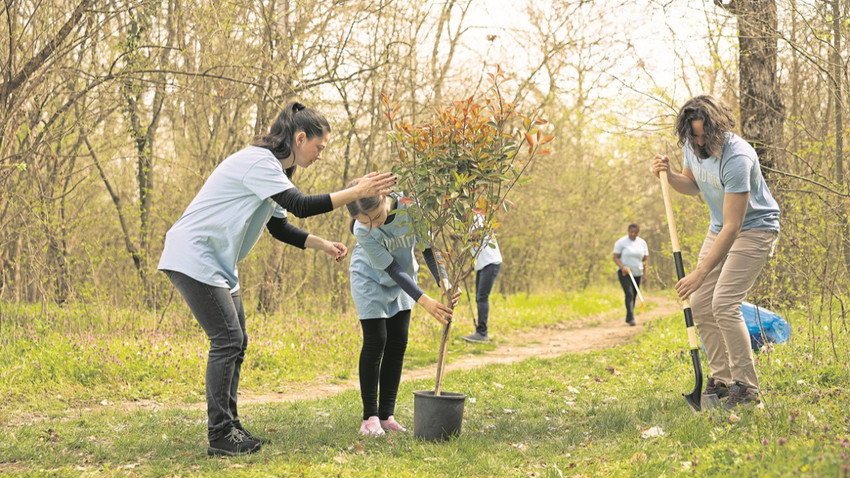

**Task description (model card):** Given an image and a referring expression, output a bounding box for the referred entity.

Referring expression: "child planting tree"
[382,66,553,393]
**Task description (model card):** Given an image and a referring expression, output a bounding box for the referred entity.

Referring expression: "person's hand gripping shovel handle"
[659,170,704,412]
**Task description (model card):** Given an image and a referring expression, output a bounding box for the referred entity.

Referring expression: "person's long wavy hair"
[345,178,384,233]
[674,95,736,160]
[253,101,331,179]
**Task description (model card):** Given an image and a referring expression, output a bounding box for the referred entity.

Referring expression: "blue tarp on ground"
[742,302,791,350]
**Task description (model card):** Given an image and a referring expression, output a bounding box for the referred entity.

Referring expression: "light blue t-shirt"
[612,235,648,275]
[349,197,421,320]
[683,133,780,233]
[158,146,294,289]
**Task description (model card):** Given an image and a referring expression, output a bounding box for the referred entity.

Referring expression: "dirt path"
[13,296,679,423]
[233,296,679,407]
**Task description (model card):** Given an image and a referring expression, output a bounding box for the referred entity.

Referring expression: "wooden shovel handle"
[628,271,645,306]
[659,171,681,254]
[660,171,692,307]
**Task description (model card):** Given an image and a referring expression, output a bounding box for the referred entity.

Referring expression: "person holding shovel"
[158,101,397,456]
[345,185,461,436]
[650,95,780,409]
[612,223,648,326]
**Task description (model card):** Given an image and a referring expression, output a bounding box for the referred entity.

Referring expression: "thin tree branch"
[3,0,95,97]
[762,165,850,197]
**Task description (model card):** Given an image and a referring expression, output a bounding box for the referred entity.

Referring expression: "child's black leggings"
[359,310,411,420]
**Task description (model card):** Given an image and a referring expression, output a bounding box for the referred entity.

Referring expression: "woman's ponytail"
[253,101,331,162]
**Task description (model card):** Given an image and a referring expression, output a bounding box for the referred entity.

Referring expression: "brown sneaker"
[703,377,730,399]
[725,382,759,409]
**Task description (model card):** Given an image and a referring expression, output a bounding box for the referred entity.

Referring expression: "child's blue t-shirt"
[349,197,421,320]
[158,146,294,289]
[683,133,780,234]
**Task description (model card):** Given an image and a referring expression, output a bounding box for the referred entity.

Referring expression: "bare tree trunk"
[830,0,849,272]
[716,0,785,181]
[119,0,175,305]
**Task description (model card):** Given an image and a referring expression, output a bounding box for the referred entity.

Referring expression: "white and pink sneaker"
[359,416,385,436]
[380,416,408,433]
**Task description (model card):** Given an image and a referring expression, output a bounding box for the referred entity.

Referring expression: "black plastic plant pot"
[412,390,467,441]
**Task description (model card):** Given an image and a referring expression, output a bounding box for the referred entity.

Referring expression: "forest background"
[0,0,847,329]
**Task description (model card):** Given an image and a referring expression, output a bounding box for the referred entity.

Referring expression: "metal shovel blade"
[683,348,703,412]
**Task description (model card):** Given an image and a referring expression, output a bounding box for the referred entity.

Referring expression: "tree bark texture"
[717,0,785,179]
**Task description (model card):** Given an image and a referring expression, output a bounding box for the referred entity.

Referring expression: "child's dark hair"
[253,101,331,178]
[345,178,383,233]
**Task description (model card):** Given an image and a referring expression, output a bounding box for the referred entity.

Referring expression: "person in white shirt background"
[461,216,503,343]
[612,223,649,326]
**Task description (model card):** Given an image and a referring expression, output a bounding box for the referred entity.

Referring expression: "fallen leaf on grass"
[639,426,665,439]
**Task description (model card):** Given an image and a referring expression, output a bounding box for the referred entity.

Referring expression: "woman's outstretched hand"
[355,171,397,198]
[419,295,452,325]
[321,241,348,262]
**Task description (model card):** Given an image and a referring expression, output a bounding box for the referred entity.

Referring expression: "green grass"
[1,290,848,476]
[0,288,621,413]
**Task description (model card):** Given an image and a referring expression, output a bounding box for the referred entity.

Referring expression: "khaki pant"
[690,229,779,392]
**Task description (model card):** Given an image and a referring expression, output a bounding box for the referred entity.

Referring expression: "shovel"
[627,270,645,309]
[462,277,478,328]
[659,171,704,412]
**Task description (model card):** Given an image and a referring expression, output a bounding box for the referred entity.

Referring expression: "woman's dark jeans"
[359,310,411,420]
[475,263,501,336]
[164,270,247,441]
[617,271,642,323]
